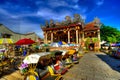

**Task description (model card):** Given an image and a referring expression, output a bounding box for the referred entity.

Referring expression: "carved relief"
[61,21,67,26]
[65,16,72,25]
[49,19,55,27]
[45,20,49,28]
[55,22,61,27]
[93,17,101,27]
[73,14,81,23]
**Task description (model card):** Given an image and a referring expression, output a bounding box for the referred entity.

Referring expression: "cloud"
[77,0,104,14]
[48,0,68,8]
[1,0,119,38]
[96,0,104,6]
[37,8,72,21]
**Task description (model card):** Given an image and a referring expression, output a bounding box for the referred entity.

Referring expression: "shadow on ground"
[0,68,17,78]
[96,54,120,72]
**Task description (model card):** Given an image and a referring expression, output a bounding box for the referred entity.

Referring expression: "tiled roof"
[83,22,100,31]
[42,23,81,31]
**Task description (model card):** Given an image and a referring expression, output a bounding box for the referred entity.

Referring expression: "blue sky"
[0,0,120,38]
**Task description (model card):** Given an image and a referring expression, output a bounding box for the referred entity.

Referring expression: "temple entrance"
[89,43,94,51]
[53,31,68,43]
[70,30,76,43]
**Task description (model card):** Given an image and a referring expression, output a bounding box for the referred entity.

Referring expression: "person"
[36,58,49,79]
[22,46,27,56]
[54,51,67,74]
[116,46,120,58]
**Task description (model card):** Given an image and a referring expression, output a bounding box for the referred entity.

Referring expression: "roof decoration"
[41,14,84,29]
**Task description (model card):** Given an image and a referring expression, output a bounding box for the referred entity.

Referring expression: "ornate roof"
[83,22,100,31]
[42,23,82,31]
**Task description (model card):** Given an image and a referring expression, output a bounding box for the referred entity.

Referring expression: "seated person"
[54,51,67,74]
[62,54,72,65]
[72,52,79,64]
[36,58,49,78]
[72,53,78,61]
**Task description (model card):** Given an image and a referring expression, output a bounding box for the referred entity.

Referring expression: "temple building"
[41,14,101,50]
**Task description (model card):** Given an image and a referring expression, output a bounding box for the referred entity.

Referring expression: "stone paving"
[62,52,120,80]
[1,52,120,80]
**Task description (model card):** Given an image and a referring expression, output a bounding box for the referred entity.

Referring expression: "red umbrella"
[15,38,35,45]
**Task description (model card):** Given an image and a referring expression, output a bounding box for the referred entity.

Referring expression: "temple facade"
[41,14,101,49]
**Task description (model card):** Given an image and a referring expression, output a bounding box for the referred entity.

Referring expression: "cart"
[19,52,63,80]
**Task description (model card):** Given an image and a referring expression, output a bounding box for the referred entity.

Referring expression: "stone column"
[82,32,84,40]
[68,30,70,43]
[79,31,81,44]
[97,30,101,48]
[44,32,46,43]
[51,32,53,43]
[44,32,48,44]
[76,30,79,44]
[46,33,48,44]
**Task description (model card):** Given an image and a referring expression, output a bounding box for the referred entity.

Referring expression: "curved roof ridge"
[0,24,36,35]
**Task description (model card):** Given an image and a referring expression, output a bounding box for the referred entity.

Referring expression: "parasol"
[0,38,14,44]
[15,38,35,45]
[23,52,51,64]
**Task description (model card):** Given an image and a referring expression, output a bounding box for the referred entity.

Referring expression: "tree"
[107,35,117,43]
[100,24,120,42]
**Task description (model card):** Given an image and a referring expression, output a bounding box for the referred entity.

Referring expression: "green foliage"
[107,35,117,43]
[85,37,90,50]
[100,24,120,42]
[92,38,99,43]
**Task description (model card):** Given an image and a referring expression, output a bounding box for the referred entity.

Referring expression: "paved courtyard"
[62,52,120,80]
[1,52,120,80]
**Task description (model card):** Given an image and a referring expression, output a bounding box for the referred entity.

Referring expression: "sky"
[0,0,120,38]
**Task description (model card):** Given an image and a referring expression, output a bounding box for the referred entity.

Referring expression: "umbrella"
[23,52,51,64]
[15,38,35,45]
[0,38,14,44]
[58,41,67,45]
[116,43,120,46]
[50,42,61,47]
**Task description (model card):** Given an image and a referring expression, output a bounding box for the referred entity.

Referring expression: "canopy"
[0,38,14,44]
[68,49,76,55]
[58,41,66,45]
[15,38,35,45]
[42,44,49,47]
[59,50,69,56]
[111,43,116,47]
[23,52,51,64]
[50,42,61,47]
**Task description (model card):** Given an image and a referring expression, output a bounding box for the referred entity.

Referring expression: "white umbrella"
[23,52,51,64]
